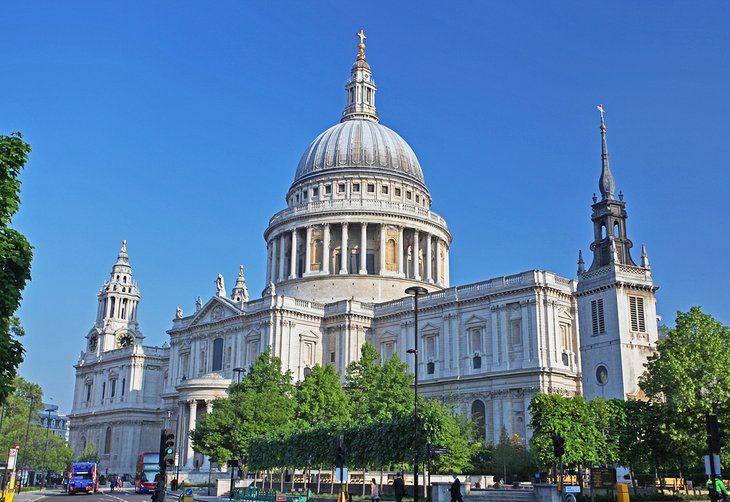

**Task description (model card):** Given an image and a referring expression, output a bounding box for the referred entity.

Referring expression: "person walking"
[449,473,463,502]
[109,476,115,492]
[707,475,728,501]
[392,473,405,502]
[370,479,380,502]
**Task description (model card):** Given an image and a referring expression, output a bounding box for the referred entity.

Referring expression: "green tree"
[641,307,730,414]
[295,364,350,425]
[421,400,481,474]
[589,398,625,465]
[491,428,537,483]
[345,342,413,422]
[0,133,33,404]
[77,442,100,463]
[528,393,603,469]
[191,347,295,465]
[0,377,74,474]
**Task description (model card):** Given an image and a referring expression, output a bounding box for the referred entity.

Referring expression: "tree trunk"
[330,467,335,494]
[317,465,322,494]
[280,470,284,492]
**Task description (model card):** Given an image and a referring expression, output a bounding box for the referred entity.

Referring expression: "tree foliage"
[76,442,100,463]
[345,342,413,422]
[491,428,537,482]
[191,347,295,465]
[295,364,350,425]
[0,377,74,473]
[0,133,33,404]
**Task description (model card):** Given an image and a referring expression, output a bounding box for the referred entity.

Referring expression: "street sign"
[7,448,18,470]
[564,485,581,493]
[591,468,617,488]
[335,467,348,482]
[429,446,447,456]
[185,488,193,496]
[705,454,722,476]
[276,494,287,502]
[227,459,239,467]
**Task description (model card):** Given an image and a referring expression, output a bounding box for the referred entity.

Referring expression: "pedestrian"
[370,478,380,502]
[118,478,123,489]
[170,478,178,492]
[707,475,728,502]
[391,473,405,502]
[449,473,463,502]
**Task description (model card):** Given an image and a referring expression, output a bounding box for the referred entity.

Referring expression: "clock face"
[117,333,134,348]
[88,334,98,351]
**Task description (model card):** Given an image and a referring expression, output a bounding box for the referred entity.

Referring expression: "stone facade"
[69,37,658,480]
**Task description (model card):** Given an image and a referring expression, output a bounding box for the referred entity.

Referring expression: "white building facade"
[69,36,658,480]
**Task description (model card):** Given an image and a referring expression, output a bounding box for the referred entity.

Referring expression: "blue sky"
[3,1,729,412]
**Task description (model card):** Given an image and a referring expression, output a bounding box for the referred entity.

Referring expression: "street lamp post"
[42,404,59,484]
[230,367,247,501]
[17,394,35,491]
[405,286,428,502]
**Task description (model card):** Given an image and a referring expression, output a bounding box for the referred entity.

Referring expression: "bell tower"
[85,241,143,355]
[576,107,658,400]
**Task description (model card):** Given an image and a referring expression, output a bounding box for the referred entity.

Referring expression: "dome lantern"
[342,29,379,123]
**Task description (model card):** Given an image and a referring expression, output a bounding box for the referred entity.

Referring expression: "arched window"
[471,400,486,440]
[601,224,607,239]
[104,426,112,454]
[212,338,224,372]
[80,436,86,450]
[312,238,323,271]
[614,221,620,237]
[109,297,116,317]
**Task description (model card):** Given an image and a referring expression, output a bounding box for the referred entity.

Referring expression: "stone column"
[397,226,404,276]
[379,224,386,274]
[425,234,433,283]
[359,223,368,274]
[490,306,500,367]
[289,229,298,279]
[323,223,331,274]
[413,229,421,281]
[278,234,286,282]
[201,400,213,469]
[265,242,272,285]
[176,401,185,466]
[270,238,278,283]
[500,308,509,368]
[521,301,531,363]
[186,399,197,468]
[340,223,349,274]
[305,226,312,274]
[435,239,442,286]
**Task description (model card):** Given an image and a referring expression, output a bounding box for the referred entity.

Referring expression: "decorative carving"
[215,274,226,297]
[176,307,183,319]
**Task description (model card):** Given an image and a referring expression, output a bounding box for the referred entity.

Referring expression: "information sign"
[591,468,617,488]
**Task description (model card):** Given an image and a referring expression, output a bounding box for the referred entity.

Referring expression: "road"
[35,489,160,502]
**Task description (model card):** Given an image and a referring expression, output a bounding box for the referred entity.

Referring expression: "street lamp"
[405,286,428,502]
[230,367,247,500]
[42,403,59,484]
[17,393,35,492]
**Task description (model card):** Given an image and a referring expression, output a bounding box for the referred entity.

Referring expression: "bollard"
[617,483,630,502]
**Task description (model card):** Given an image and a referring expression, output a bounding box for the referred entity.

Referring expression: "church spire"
[341,29,379,123]
[232,265,249,303]
[597,105,616,200]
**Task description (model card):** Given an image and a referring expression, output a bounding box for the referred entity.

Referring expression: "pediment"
[299,330,320,343]
[557,307,574,321]
[464,314,487,327]
[380,330,398,342]
[187,296,242,327]
[421,322,440,334]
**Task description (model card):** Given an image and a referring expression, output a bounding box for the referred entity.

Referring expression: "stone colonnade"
[266,222,449,286]
[178,398,214,470]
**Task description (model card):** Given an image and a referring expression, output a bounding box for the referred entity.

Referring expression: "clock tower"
[85,241,144,355]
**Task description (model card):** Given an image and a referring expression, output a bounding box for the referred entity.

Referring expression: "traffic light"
[708,414,722,453]
[335,434,347,467]
[159,428,176,470]
[552,434,565,458]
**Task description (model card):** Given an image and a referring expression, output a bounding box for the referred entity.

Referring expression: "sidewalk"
[12,488,62,502]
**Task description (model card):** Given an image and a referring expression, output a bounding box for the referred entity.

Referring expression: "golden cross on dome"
[121,240,127,253]
[356,29,367,45]
[597,104,605,120]
[356,29,367,59]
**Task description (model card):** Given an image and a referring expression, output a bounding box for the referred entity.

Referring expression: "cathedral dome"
[293,119,424,184]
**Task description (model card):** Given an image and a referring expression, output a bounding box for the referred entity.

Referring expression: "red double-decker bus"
[134,452,160,493]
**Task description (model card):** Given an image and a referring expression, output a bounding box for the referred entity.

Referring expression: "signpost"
[2,447,19,502]
[182,487,194,502]
[591,468,617,489]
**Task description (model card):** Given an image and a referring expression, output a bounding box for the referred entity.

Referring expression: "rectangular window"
[312,187,319,197]
[110,379,116,398]
[353,183,360,192]
[302,190,308,200]
[330,351,336,363]
[367,183,375,193]
[381,185,389,194]
[121,378,125,396]
[629,296,646,332]
[395,187,401,197]
[416,194,420,203]
[510,320,522,345]
[338,183,346,193]
[591,299,605,335]
[406,191,412,200]
[383,342,395,360]
[85,384,92,402]
[325,184,332,195]
[425,336,436,360]
[101,381,106,400]
[469,328,482,353]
